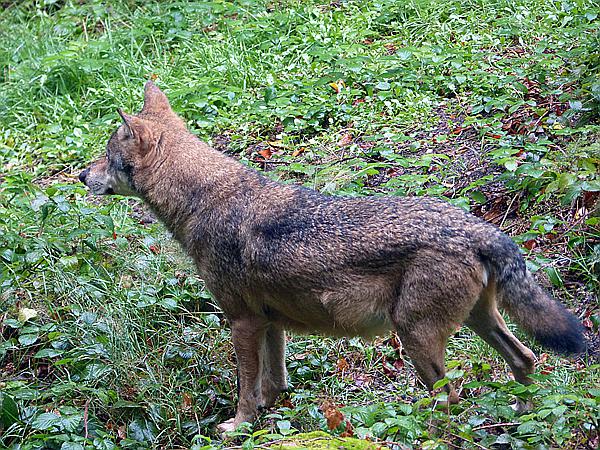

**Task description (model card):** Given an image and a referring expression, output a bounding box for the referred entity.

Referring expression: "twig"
[224,437,331,449]
[499,192,520,230]
[0,312,7,340]
[82,17,89,42]
[250,159,292,165]
[473,421,520,431]
[83,399,90,439]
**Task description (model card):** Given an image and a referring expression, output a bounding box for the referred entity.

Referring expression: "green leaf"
[468,415,486,427]
[504,159,519,172]
[34,348,64,358]
[3,319,21,329]
[59,413,83,432]
[433,378,449,389]
[128,417,158,443]
[397,50,412,60]
[59,255,79,268]
[588,388,600,397]
[31,194,49,212]
[0,393,20,428]
[61,443,84,450]
[517,420,540,434]
[17,334,38,346]
[544,266,563,287]
[277,419,293,435]
[263,86,277,103]
[495,434,511,444]
[397,404,412,415]
[159,297,178,310]
[31,412,61,431]
[470,190,487,204]
[446,369,464,380]
[568,100,583,111]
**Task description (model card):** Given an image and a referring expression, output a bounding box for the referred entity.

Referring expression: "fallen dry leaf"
[258,148,272,159]
[280,398,294,409]
[340,420,354,437]
[384,43,397,54]
[337,133,353,147]
[182,392,193,410]
[292,147,306,157]
[321,400,344,430]
[393,359,404,370]
[336,357,349,372]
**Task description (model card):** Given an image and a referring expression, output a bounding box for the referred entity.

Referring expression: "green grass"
[1,0,599,449]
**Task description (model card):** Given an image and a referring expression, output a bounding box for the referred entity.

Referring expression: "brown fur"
[79,81,586,432]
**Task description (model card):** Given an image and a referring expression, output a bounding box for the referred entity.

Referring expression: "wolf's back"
[478,232,586,355]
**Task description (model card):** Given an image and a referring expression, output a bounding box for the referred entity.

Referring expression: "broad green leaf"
[0,393,19,428]
[31,412,61,431]
[17,334,38,346]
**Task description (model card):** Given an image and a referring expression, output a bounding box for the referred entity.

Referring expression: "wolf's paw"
[217,418,236,435]
[261,385,289,408]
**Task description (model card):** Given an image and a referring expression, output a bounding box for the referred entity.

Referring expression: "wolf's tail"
[478,232,586,355]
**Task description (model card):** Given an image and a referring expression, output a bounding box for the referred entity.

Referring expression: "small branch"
[499,192,520,230]
[82,17,89,42]
[473,421,520,431]
[84,399,90,439]
[250,158,292,165]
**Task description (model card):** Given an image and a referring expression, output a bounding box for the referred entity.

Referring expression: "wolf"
[79,81,586,433]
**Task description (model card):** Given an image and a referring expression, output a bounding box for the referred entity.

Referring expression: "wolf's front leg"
[217,317,267,434]
[260,325,288,407]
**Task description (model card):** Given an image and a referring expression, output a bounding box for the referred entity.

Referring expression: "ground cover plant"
[0,0,599,448]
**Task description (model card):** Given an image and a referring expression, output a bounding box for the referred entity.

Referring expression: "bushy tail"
[479,233,586,355]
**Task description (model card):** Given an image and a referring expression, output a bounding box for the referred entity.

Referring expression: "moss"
[270,431,380,450]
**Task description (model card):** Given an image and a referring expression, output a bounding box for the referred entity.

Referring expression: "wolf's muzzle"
[78,168,89,184]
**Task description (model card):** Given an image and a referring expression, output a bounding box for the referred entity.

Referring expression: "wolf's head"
[79,81,185,196]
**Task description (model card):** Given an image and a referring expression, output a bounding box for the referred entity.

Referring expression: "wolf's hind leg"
[398,324,459,405]
[465,289,536,385]
[259,324,288,407]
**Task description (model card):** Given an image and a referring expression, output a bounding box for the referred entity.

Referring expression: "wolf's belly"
[251,289,394,338]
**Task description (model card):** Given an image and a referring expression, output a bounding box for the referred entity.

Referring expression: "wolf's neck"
[138,143,267,243]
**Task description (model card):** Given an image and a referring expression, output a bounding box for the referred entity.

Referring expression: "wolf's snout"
[78,168,90,184]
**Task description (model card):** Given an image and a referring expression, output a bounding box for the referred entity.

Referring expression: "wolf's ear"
[118,109,136,138]
[141,80,172,115]
[117,109,155,156]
